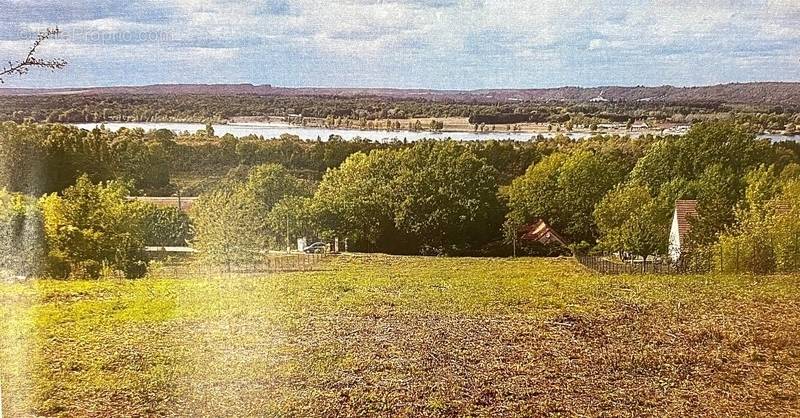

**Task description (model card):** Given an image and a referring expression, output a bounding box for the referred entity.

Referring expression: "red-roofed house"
[520,219,568,247]
[668,200,698,262]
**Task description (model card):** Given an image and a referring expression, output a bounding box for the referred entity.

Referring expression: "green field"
[2,256,800,417]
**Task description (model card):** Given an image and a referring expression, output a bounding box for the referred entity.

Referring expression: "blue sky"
[1,0,799,89]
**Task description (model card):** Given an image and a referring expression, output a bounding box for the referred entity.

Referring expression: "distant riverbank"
[73,121,800,143]
[74,121,597,142]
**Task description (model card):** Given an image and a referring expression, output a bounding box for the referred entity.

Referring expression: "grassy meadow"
[2,255,800,417]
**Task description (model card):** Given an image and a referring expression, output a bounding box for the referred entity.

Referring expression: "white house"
[668,200,698,262]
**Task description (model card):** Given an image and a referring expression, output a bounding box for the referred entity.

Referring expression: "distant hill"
[1,82,800,105]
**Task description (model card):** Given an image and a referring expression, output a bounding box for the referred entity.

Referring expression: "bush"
[712,179,800,274]
[138,204,192,246]
[41,175,148,279]
[0,190,46,278]
[771,207,800,272]
[190,184,270,270]
[715,231,776,274]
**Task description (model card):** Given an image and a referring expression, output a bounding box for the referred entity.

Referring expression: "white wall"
[668,209,681,262]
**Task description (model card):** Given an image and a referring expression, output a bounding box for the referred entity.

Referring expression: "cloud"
[0,0,174,26]
[1,0,799,88]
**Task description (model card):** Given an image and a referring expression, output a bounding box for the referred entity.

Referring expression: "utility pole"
[512,232,517,258]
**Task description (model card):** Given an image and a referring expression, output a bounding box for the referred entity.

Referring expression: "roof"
[674,200,698,243]
[127,196,197,212]
[520,220,568,246]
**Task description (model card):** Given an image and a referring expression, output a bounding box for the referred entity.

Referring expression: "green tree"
[771,181,800,271]
[191,183,268,271]
[594,183,669,259]
[41,176,148,279]
[266,196,317,250]
[507,149,631,243]
[312,150,401,251]
[631,121,772,196]
[688,164,743,247]
[245,163,312,211]
[138,204,192,247]
[392,142,502,253]
[192,163,312,265]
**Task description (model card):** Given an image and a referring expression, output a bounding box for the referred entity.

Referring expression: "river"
[73,121,800,143]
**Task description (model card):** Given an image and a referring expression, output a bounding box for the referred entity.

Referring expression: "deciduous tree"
[40,176,147,278]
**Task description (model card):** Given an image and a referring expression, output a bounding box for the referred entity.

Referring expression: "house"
[668,199,793,262]
[520,219,568,247]
[630,121,649,130]
[127,196,197,213]
[668,200,698,262]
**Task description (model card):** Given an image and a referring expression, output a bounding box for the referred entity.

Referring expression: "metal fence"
[149,252,328,278]
[578,246,800,276]
[713,240,800,274]
[575,255,686,275]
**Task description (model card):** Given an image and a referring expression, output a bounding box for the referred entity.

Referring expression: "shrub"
[0,189,46,278]
[41,175,148,279]
[138,204,192,246]
[190,183,270,271]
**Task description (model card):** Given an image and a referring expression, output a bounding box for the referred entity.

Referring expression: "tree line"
[2,120,800,278]
[0,121,562,196]
[3,93,798,134]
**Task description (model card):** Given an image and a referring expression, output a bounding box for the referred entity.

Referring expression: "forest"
[1,93,800,134]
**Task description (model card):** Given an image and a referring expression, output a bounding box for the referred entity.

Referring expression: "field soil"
[2,255,800,417]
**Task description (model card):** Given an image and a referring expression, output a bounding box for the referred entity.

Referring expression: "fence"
[577,246,800,276]
[150,252,328,278]
[575,255,686,275]
[714,237,800,274]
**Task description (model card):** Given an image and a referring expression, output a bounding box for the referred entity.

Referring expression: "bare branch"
[0,28,68,84]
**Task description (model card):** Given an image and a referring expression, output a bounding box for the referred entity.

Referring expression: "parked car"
[303,242,326,253]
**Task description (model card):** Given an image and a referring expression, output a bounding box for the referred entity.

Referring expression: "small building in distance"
[520,219,568,247]
[669,200,698,262]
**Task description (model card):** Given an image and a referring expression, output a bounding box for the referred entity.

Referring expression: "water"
[762,133,800,142]
[73,122,594,142]
[73,121,800,143]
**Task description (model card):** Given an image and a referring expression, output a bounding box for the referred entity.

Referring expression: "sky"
[1,0,799,89]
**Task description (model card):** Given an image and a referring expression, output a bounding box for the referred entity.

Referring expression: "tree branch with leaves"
[0,28,67,84]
